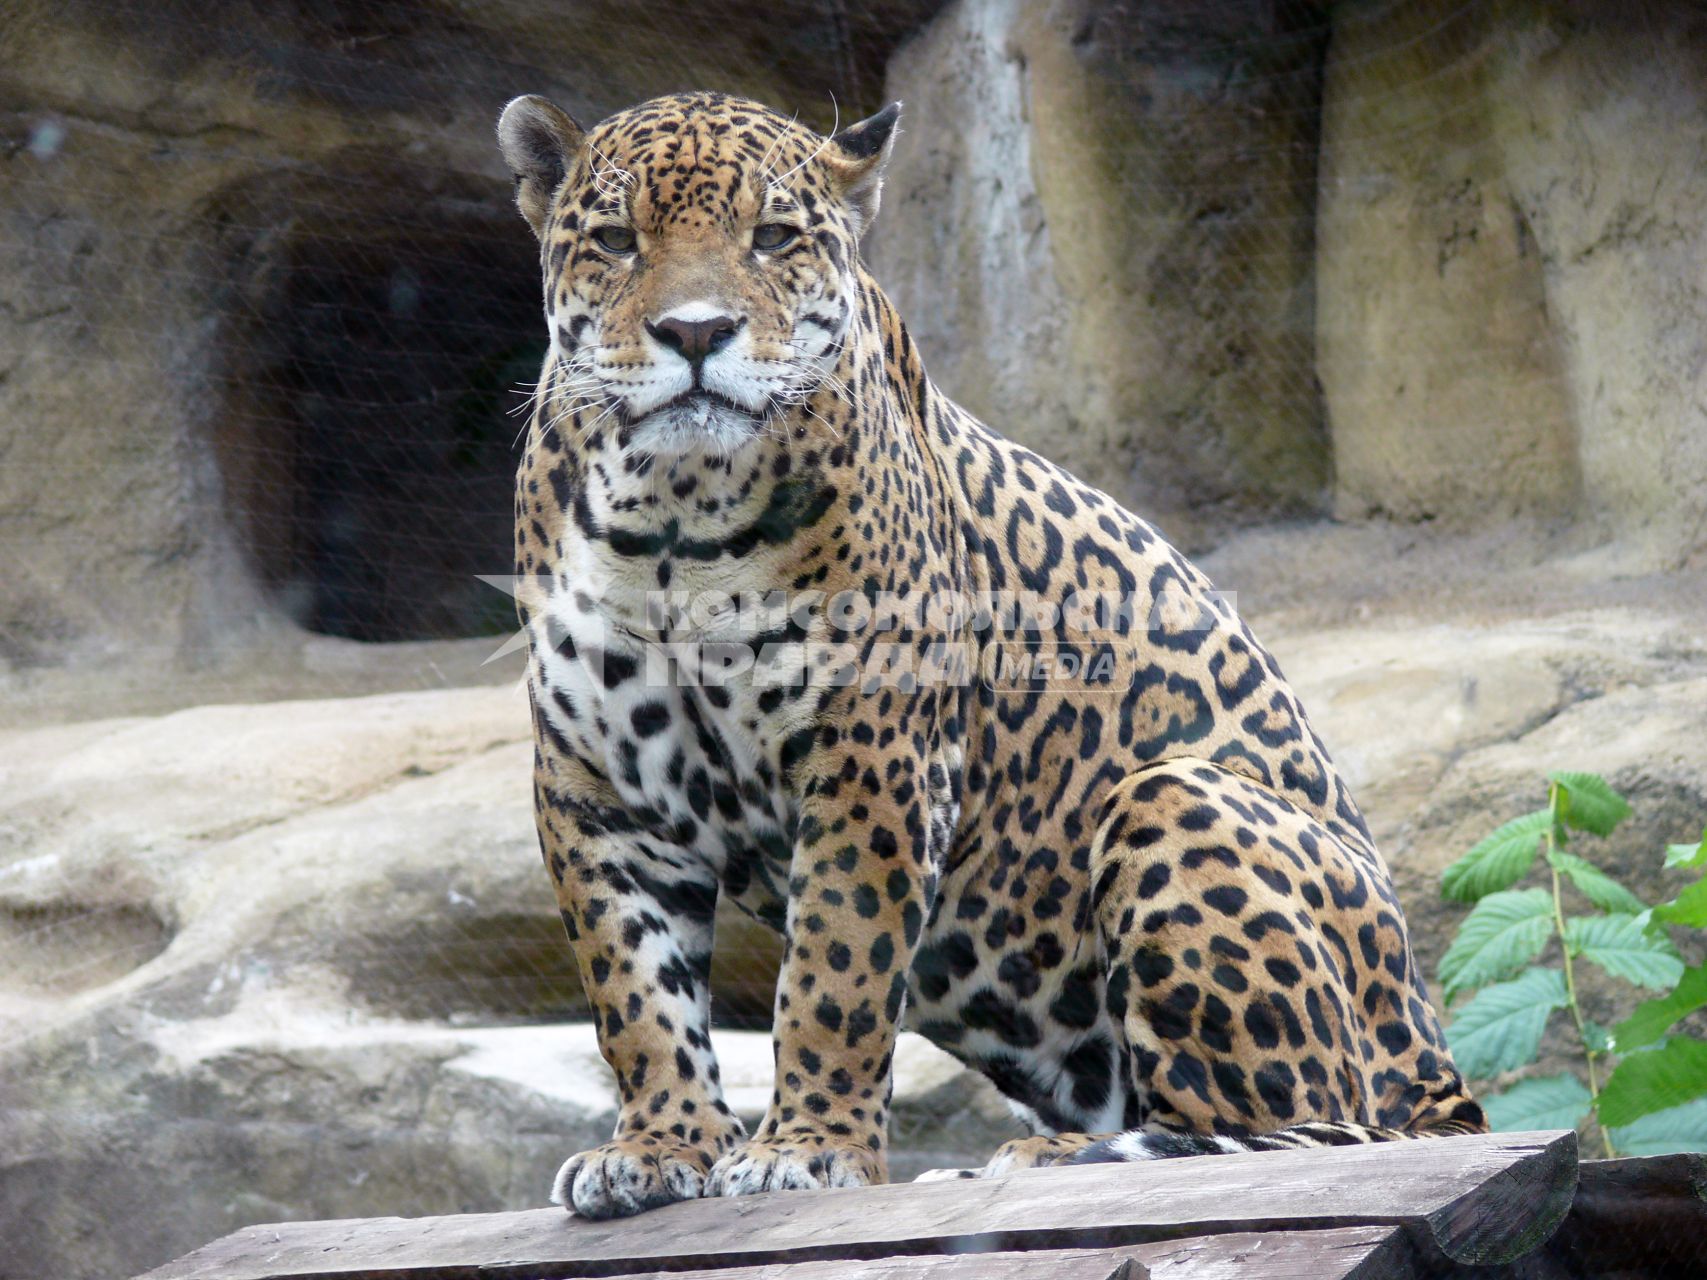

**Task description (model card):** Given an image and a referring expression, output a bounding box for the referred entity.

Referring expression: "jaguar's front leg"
[705,772,929,1197]
[537,788,744,1219]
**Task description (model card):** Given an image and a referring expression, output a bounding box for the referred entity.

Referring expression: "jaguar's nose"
[646,312,743,365]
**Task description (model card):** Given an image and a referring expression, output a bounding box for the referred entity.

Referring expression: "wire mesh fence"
[4,1,1707,1278]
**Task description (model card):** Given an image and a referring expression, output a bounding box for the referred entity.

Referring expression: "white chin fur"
[627,400,764,457]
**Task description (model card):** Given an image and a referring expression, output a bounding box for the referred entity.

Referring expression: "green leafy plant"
[1438,771,1707,1156]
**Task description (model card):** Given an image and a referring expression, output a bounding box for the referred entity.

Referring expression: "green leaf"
[1547,850,1646,914]
[1581,1021,1614,1055]
[1482,1073,1593,1133]
[1442,810,1549,903]
[1609,1097,1707,1156]
[1564,913,1684,989]
[1615,964,1707,1052]
[1663,828,1707,870]
[1654,877,1707,928]
[1597,1037,1707,1127]
[1445,967,1568,1078]
[1438,888,1554,1005]
[1548,771,1631,836]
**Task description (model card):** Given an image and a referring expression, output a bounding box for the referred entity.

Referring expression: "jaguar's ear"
[497,94,585,239]
[827,102,901,239]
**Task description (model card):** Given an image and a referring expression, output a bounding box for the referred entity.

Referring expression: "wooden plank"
[1132,1227,1415,1280]
[1530,1152,1707,1276]
[634,1225,1415,1279]
[135,1131,1575,1280]
[643,1248,1156,1280]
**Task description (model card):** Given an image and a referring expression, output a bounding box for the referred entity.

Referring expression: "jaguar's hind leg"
[913,1133,1108,1182]
[1081,758,1482,1154]
[922,756,1481,1182]
[980,1132,1108,1173]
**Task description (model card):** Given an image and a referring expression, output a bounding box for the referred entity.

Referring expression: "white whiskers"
[587,142,637,209]
[765,98,839,198]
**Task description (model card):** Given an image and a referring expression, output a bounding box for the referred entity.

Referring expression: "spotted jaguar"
[495,89,1485,1220]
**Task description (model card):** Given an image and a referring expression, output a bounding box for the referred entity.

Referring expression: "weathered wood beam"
[136,1130,1576,1280]
[630,1226,1416,1279]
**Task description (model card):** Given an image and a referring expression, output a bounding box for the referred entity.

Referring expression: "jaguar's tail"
[1074,1095,1488,1164]
[1073,1121,1404,1163]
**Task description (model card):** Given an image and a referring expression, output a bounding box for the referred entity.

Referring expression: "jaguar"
[494,88,1485,1220]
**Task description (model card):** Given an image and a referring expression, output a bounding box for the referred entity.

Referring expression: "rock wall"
[875,0,1707,566]
[1314,0,1580,526]
[1482,0,1707,567]
[1318,0,1707,566]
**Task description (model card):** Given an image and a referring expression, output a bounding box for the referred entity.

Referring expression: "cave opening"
[214,167,545,642]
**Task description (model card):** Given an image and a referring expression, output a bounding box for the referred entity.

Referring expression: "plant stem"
[1547,781,1618,1159]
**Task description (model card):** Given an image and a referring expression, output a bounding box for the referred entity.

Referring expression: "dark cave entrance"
[213,165,545,642]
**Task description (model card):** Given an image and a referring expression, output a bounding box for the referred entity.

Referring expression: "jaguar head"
[498,91,899,457]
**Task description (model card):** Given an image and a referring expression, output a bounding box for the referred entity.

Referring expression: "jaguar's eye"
[753,223,798,251]
[592,225,637,254]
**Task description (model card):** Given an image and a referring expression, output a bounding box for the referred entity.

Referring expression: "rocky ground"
[4,520,1706,1280]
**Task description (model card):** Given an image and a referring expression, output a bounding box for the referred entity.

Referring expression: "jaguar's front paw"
[550,1135,715,1220]
[703,1134,884,1198]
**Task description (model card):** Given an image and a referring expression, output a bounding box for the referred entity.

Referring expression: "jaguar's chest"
[528,542,820,915]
